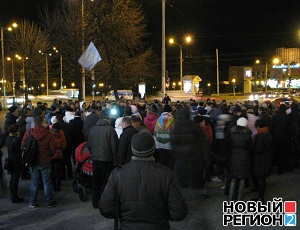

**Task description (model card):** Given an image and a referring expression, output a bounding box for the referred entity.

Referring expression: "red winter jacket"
[22,125,56,166]
[51,130,66,159]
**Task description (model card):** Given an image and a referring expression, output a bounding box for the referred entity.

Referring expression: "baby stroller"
[73,142,93,202]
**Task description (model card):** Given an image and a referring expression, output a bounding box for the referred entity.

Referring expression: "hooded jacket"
[51,129,67,159]
[144,112,159,135]
[83,111,100,141]
[117,125,138,165]
[154,112,174,150]
[88,119,118,165]
[21,125,56,166]
[114,117,123,139]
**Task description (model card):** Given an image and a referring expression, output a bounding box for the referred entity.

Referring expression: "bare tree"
[85,0,157,99]
[6,19,50,100]
[42,0,158,101]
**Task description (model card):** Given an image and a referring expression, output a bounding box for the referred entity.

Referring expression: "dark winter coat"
[4,112,18,136]
[171,107,210,186]
[229,126,252,179]
[69,116,84,149]
[252,128,273,178]
[117,125,138,165]
[99,158,188,230]
[21,125,56,166]
[6,135,22,169]
[88,119,118,165]
[83,112,100,141]
[270,110,292,143]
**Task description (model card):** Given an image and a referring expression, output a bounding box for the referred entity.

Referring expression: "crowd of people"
[0,95,299,228]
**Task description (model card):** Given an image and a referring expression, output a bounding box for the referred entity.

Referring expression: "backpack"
[22,131,38,167]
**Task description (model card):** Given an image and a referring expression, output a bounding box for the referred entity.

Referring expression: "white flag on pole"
[78,42,102,71]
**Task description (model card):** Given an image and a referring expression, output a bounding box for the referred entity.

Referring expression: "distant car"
[265,92,279,98]
[279,92,291,98]
[249,92,265,100]
[271,97,293,105]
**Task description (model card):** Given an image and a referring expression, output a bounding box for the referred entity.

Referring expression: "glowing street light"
[232,79,236,99]
[99,82,104,94]
[169,35,192,90]
[172,82,176,89]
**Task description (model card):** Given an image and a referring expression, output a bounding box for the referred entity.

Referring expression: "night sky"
[1,0,300,81]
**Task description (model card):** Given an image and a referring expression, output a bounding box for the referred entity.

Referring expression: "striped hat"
[131,132,155,157]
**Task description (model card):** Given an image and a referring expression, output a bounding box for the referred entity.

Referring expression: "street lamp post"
[15,54,28,101]
[7,57,15,99]
[232,79,236,99]
[1,23,17,108]
[1,27,6,108]
[81,0,86,101]
[46,54,49,95]
[39,51,51,96]
[162,0,166,98]
[169,36,192,91]
[53,47,63,89]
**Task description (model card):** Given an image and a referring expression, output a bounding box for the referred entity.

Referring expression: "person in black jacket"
[228,117,252,201]
[288,102,300,169]
[4,106,19,137]
[69,111,84,163]
[100,132,188,229]
[117,116,138,165]
[171,106,210,190]
[6,124,24,203]
[83,105,101,141]
[270,104,293,174]
[251,119,272,203]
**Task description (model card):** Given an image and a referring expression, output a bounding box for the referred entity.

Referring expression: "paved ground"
[0,143,299,230]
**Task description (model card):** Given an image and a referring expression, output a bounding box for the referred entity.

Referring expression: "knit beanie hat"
[279,104,286,112]
[52,123,61,130]
[237,117,248,127]
[131,132,155,157]
[9,105,18,113]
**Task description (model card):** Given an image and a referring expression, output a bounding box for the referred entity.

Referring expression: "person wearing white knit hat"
[228,117,252,202]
